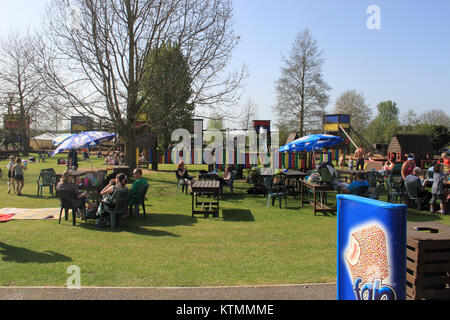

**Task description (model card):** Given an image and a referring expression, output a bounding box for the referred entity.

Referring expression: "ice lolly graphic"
[346,225,389,284]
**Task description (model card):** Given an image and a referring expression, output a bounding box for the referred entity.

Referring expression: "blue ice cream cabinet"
[337,195,407,300]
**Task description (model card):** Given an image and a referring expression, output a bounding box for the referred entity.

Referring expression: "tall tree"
[0,31,52,154]
[334,90,371,133]
[273,29,330,136]
[141,42,194,151]
[38,0,245,169]
[239,98,258,130]
[366,100,400,144]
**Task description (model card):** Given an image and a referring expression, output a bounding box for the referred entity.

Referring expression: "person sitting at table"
[129,168,149,218]
[218,165,233,194]
[401,154,416,180]
[96,173,128,224]
[379,159,394,176]
[438,152,450,169]
[56,171,90,218]
[405,167,432,210]
[339,172,369,195]
[176,160,194,193]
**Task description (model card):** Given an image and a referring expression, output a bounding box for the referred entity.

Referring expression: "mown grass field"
[0,155,448,287]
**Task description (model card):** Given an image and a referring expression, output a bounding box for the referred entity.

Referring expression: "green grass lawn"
[0,154,448,287]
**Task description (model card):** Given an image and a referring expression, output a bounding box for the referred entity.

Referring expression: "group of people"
[104,151,125,166]
[55,168,148,226]
[338,145,375,171]
[176,160,233,194]
[5,155,28,196]
[402,153,450,214]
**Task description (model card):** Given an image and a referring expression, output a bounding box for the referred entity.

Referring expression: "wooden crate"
[406,222,450,300]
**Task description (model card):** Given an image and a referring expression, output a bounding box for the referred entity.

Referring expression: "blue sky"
[1,0,449,125]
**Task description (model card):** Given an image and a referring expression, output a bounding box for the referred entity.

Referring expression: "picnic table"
[191,181,220,218]
[300,180,337,216]
[338,169,365,182]
[280,170,308,197]
[56,170,106,205]
[199,172,219,181]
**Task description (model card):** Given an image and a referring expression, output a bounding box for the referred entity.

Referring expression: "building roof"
[32,133,62,141]
[388,134,433,153]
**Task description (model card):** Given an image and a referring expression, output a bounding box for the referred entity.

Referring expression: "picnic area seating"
[138,161,149,169]
[263,176,287,208]
[56,190,78,226]
[367,183,384,200]
[37,169,57,196]
[386,175,404,203]
[102,189,131,230]
[404,180,424,210]
[176,172,188,194]
[221,171,236,195]
[129,184,149,219]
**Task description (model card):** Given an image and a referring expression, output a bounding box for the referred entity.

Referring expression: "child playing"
[339,154,347,170]
[6,155,16,194]
[12,157,27,196]
[430,164,448,215]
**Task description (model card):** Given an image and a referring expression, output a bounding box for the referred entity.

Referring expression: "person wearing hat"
[401,154,416,180]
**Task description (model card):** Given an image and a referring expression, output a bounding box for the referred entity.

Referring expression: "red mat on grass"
[0,214,15,223]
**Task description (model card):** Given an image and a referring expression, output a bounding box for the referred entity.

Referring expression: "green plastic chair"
[386,178,402,203]
[404,181,423,210]
[103,189,131,230]
[37,169,56,196]
[129,184,149,218]
[263,176,287,208]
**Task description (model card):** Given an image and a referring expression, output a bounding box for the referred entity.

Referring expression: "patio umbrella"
[278,134,343,153]
[52,133,76,146]
[279,134,343,169]
[52,131,116,157]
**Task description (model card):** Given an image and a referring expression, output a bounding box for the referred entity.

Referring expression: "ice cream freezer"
[337,195,407,300]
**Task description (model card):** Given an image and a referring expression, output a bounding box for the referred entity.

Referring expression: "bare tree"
[420,109,450,127]
[401,109,419,127]
[37,0,246,168]
[334,90,372,133]
[0,31,54,153]
[273,29,330,136]
[239,98,258,130]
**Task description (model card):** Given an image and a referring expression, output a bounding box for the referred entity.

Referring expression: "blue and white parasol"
[278,134,343,153]
[52,131,116,157]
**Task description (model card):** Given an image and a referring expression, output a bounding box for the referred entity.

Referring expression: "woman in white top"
[12,157,27,196]
[6,155,16,194]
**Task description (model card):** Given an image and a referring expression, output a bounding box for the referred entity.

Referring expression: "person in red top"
[401,154,416,180]
[438,152,450,168]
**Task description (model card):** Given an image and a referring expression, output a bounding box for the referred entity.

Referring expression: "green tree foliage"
[366,101,400,144]
[141,43,194,150]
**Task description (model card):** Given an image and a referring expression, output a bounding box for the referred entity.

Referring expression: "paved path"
[0,283,336,300]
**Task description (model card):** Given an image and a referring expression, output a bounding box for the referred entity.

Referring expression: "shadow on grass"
[222,209,255,222]
[406,210,443,223]
[78,213,197,237]
[0,242,72,264]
